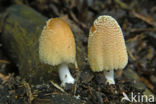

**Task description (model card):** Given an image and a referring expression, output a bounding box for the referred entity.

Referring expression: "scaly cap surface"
[39,18,76,66]
[88,15,128,72]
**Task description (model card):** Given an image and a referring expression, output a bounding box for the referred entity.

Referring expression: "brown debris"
[132,10,156,26]
[73,66,81,95]
[0,59,10,64]
[130,28,156,32]
[50,80,66,93]
[24,82,34,104]
[146,47,155,59]
[127,49,136,61]
[115,70,123,78]
[69,11,88,29]
[88,86,93,96]
[140,77,154,91]
[0,73,10,83]
[114,0,128,9]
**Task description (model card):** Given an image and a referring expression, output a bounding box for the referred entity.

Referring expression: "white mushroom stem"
[58,64,75,87]
[104,70,115,85]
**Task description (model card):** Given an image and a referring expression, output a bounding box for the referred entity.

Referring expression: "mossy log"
[1,4,87,84]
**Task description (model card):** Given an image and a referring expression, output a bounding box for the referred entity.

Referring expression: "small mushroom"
[39,18,76,87]
[88,15,128,84]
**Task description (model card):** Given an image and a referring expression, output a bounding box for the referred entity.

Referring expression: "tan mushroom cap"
[88,15,128,72]
[39,18,76,66]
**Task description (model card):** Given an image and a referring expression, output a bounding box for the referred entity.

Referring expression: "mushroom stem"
[58,64,75,86]
[104,70,115,85]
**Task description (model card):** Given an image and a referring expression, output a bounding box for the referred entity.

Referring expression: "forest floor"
[0,0,155,104]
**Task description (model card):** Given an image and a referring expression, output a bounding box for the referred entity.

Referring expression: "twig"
[69,11,88,29]
[140,77,154,91]
[130,28,156,32]
[24,82,34,104]
[44,92,58,96]
[73,62,81,95]
[127,49,136,61]
[88,86,93,96]
[114,0,128,9]
[75,61,78,69]
[132,10,156,26]
[0,59,10,64]
[50,80,66,93]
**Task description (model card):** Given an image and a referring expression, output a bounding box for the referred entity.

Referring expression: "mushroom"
[39,18,76,86]
[88,15,128,84]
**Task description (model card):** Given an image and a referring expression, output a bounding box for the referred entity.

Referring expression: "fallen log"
[1,4,87,84]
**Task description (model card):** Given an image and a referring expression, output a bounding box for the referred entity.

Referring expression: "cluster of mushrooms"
[39,15,128,87]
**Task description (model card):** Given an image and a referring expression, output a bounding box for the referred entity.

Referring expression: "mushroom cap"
[88,15,128,72]
[39,18,76,66]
